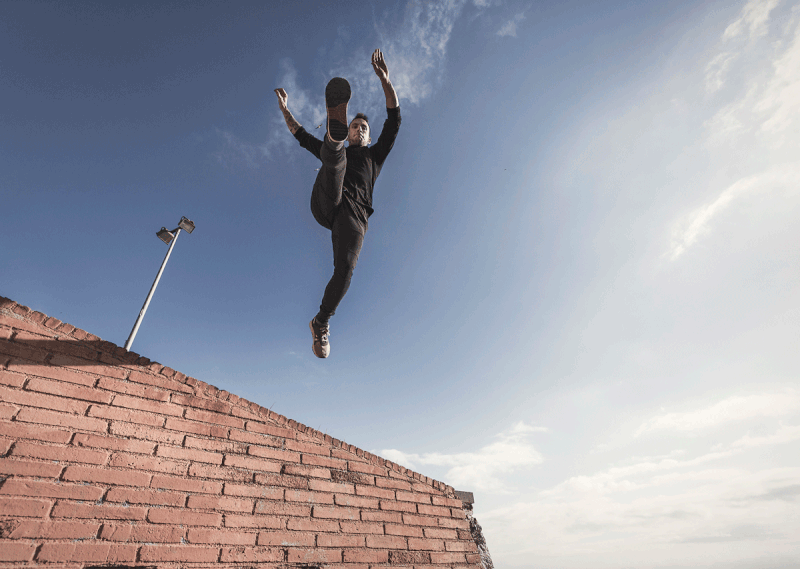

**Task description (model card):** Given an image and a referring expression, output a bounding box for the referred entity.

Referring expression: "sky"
[2,0,799,567]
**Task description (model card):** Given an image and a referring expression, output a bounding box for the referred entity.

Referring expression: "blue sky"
[3,0,800,567]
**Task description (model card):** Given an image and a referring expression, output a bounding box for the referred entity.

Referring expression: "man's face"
[347,118,370,147]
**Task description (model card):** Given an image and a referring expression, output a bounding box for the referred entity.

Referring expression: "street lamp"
[124,216,196,351]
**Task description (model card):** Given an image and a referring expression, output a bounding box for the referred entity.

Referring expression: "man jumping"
[275,49,400,358]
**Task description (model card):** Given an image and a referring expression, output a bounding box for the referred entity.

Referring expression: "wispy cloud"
[635,391,800,435]
[378,421,546,492]
[669,2,800,259]
[497,12,525,38]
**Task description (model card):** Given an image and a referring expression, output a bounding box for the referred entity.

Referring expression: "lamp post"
[124,216,195,351]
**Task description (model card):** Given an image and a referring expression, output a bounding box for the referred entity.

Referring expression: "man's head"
[347,113,371,147]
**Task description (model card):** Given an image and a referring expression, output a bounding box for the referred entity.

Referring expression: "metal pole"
[124,228,181,351]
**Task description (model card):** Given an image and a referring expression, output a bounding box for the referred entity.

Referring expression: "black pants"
[309,140,365,325]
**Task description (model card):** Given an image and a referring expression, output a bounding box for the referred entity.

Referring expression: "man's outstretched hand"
[275,88,288,110]
[372,49,389,83]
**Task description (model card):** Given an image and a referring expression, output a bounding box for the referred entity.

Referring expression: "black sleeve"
[370,107,401,167]
[294,127,323,160]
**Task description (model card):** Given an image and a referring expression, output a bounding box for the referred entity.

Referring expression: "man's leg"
[309,140,346,230]
[310,209,365,358]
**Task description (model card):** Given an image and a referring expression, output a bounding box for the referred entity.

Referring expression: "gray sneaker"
[309,318,330,358]
[325,77,350,143]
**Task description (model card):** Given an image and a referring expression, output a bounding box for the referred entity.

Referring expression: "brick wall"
[0,296,484,568]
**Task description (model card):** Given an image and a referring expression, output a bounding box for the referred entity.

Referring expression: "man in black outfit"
[275,49,400,358]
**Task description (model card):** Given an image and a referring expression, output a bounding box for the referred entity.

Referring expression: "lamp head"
[178,216,195,233]
[156,227,175,244]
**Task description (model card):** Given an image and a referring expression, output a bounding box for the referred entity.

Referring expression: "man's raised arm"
[275,88,302,134]
[371,49,398,109]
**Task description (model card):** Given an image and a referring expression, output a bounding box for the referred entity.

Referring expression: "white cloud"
[722,0,781,41]
[497,12,525,38]
[635,391,800,435]
[379,421,545,492]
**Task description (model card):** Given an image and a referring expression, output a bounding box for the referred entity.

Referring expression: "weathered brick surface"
[0,300,484,568]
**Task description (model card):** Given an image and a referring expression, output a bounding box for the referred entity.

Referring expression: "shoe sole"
[325,77,351,143]
[309,320,330,358]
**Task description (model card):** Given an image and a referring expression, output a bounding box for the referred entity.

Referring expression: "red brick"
[254,472,308,489]
[396,490,433,504]
[367,534,407,549]
[0,370,25,388]
[73,433,155,454]
[285,489,334,504]
[0,339,48,363]
[186,435,246,454]
[311,505,359,520]
[331,447,360,460]
[254,500,310,517]
[339,521,384,534]
[222,454,282,474]
[139,544,221,563]
[285,518,339,533]
[109,452,187,475]
[376,477,412,491]
[223,514,283,529]
[403,514,439,527]
[37,542,137,563]
[418,504,451,516]
[301,453,345,468]
[437,517,470,529]
[380,499,416,512]
[9,520,99,539]
[386,523,424,537]
[0,384,87,415]
[334,493,379,509]
[0,479,103,501]
[466,552,482,564]
[11,441,108,465]
[147,508,222,526]
[62,465,151,487]
[309,479,355,494]
[223,483,283,500]
[283,463,331,479]
[14,407,107,433]
[389,550,432,565]
[130,525,186,543]
[248,445,300,463]
[151,474,222,494]
[111,394,183,416]
[128,370,178,390]
[284,438,330,455]
[48,354,127,380]
[425,527,459,539]
[450,507,467,518]
[344,548,389,563]
[362,510,403,523]
[348,461,388,476]
[26,377,111,404]
[0,541,37,562]
[432,495,463,507]
[356,484,394,499]
[412,481,438,494]
[187,494,254,513]
[0,417,74,443]
[172,393,231,414]
[445,540,478,552]
[409,538,445,551]
[100,523,132,541]
[0,403,17,421]
[96,376,169,401]
[220,546,284,563]
[288,548,342,563]
[245,421,293,438]
[0,458,62,478]
[0,496,52,517]
[88,404,164,427]
[317,534,365,547]
[110,421,184,444]
[52,501,146,520]
[106,487,186,507]
[189,463,253,482]
[157,444,223,464]
[430,551,467,563]
[164,417,212,437]
[185,408,244,429]
[0,437,11,455]
[187,528,257,545]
